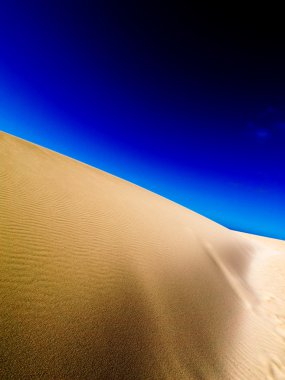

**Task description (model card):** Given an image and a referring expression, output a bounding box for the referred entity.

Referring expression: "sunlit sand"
[1,131,284,379]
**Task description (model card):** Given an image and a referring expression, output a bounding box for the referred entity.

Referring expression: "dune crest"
[1,131,285,379]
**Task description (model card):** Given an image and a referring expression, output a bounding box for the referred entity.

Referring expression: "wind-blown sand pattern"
[0,131,285,379]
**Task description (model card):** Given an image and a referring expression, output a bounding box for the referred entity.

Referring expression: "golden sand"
[0,131,284,379]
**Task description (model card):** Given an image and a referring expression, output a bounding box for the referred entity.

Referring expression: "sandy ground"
[0,131,285,379]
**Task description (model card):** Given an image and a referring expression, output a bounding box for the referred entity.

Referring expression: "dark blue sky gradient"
[1,1,284,238]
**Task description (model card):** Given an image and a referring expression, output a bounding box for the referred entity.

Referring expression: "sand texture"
[1,131,285,379]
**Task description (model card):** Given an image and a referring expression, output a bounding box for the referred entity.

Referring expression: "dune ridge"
[0,131,285,379]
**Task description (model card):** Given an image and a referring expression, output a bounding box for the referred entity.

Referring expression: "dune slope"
[0,131,285,379]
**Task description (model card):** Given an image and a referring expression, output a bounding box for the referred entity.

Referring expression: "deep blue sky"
[1,1,284,238]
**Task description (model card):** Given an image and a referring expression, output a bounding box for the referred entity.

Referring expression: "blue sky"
[1,1,284,238]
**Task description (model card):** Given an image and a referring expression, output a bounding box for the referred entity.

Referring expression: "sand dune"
[0,131,284,379]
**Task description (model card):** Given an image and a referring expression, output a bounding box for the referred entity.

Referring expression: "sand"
[0,131,284,379]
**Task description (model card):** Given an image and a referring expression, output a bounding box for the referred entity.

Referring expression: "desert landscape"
[0,131,285,379]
